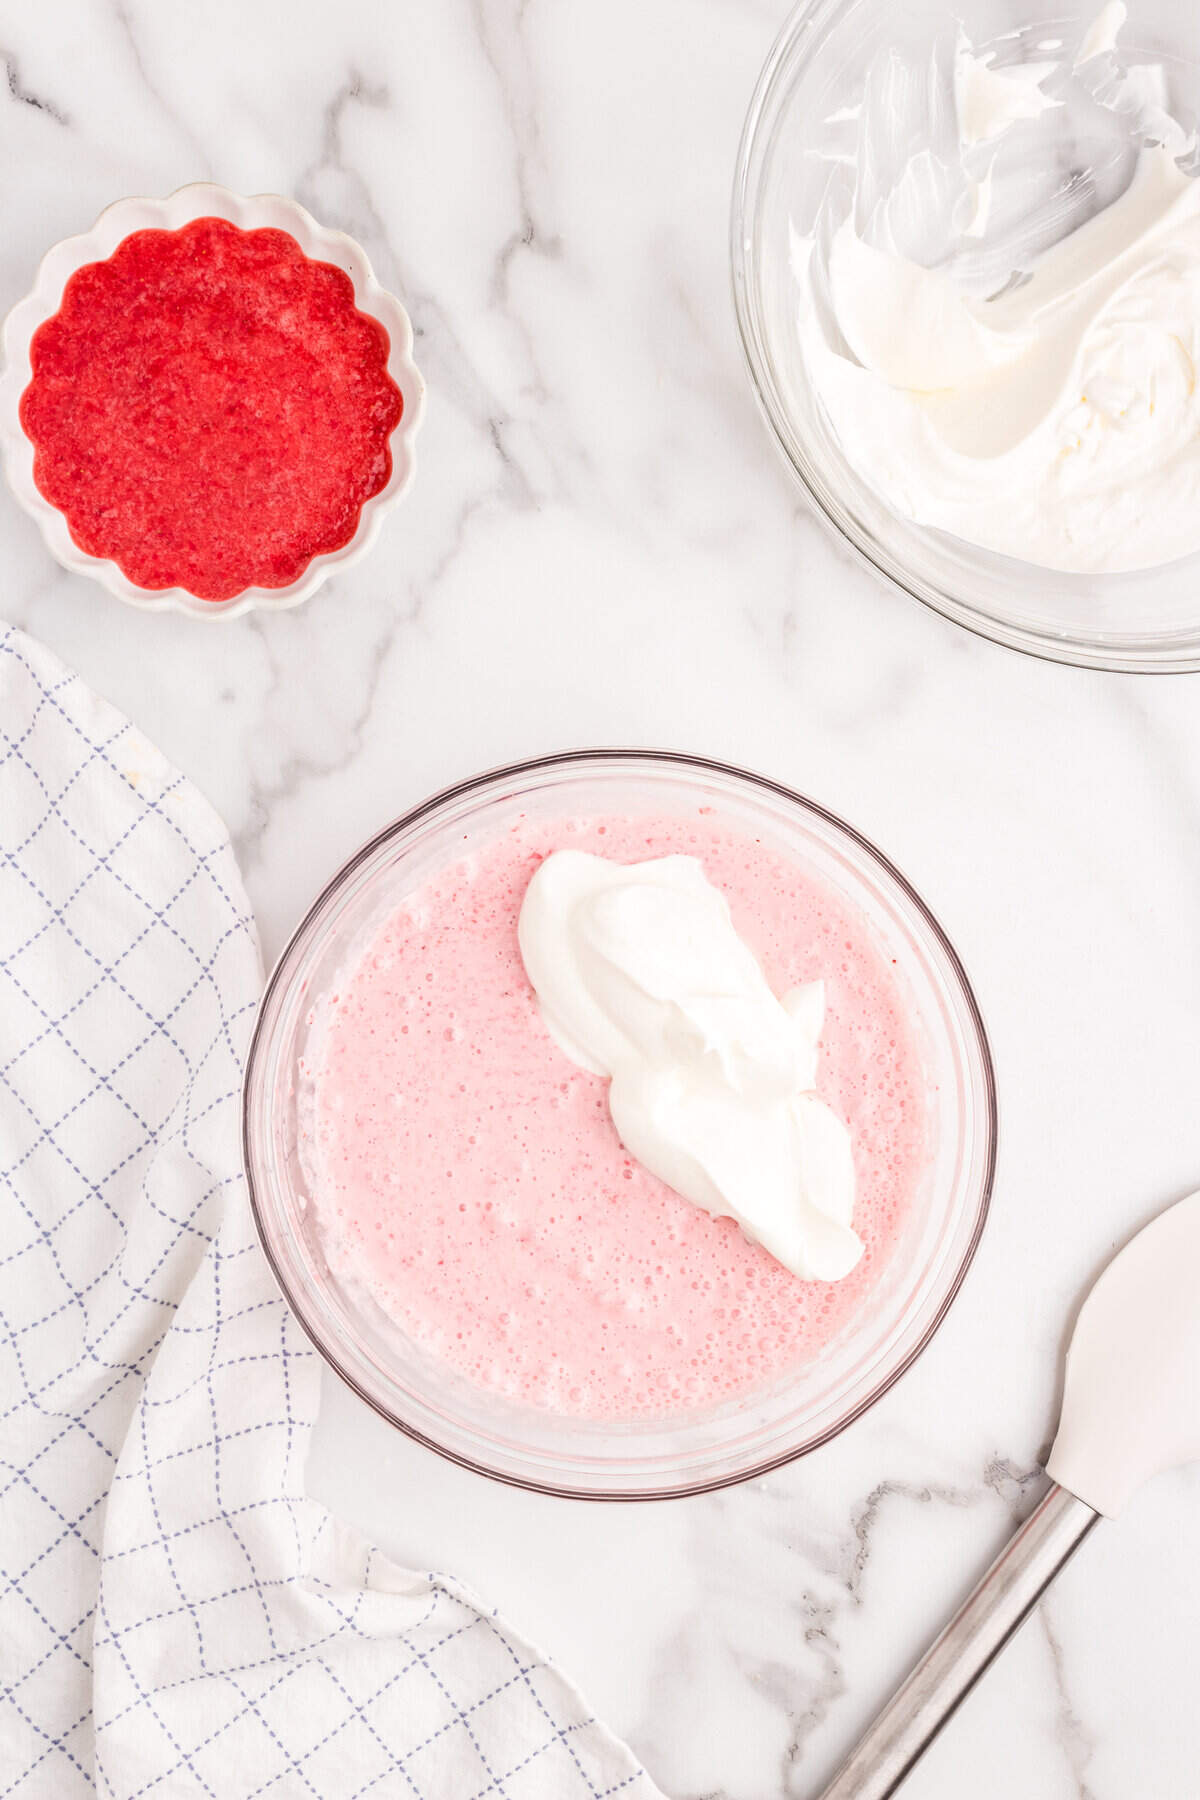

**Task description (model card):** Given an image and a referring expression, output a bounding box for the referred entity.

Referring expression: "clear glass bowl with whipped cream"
[733,1,1200,669]
[243,752,996,1499]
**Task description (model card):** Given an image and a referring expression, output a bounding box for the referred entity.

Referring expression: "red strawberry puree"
[19,217,403,601]
[304,812,930,1420]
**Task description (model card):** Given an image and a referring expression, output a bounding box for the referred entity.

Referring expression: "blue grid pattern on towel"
[0,624,654,1800]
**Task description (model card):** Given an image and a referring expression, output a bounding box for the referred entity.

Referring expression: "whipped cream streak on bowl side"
[0,183,426,619]
[733,1,1200,670]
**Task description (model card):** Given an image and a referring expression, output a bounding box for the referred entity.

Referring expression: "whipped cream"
[954,44,1059,146]
[798,12,1200,573]
[1076,1,1126,66]
[517,850,862,1282]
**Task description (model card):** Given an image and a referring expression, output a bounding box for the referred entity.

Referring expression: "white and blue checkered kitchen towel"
[0,622,662,1800]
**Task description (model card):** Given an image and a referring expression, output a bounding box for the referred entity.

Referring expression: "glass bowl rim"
[242,747,998,1500]
[729,0,1200,675]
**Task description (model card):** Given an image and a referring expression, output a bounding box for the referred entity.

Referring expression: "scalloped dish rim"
[0,182,426,619]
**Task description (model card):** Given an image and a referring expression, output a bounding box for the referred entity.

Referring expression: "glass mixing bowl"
[732,0,1200,671]
[243,752,996,1498]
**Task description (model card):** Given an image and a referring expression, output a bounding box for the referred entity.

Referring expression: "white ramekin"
[0,183,425,620]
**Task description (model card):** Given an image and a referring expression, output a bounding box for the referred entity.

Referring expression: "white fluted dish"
[0,183,425,619]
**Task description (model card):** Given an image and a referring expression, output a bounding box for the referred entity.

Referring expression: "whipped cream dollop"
[797,10,1200,573]
[517,850,862,1282]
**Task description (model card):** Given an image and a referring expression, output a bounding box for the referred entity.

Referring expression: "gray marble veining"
[0,2,1196,1795]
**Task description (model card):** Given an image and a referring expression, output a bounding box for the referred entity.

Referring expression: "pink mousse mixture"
[303,811,930,1419]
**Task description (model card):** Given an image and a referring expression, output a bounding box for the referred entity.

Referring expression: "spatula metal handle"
[816,1482,1100,1800]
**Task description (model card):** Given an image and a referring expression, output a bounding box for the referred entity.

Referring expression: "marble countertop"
[2,2,1197,1795]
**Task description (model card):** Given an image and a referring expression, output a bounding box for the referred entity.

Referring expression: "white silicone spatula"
[817,1189,1200,1800]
